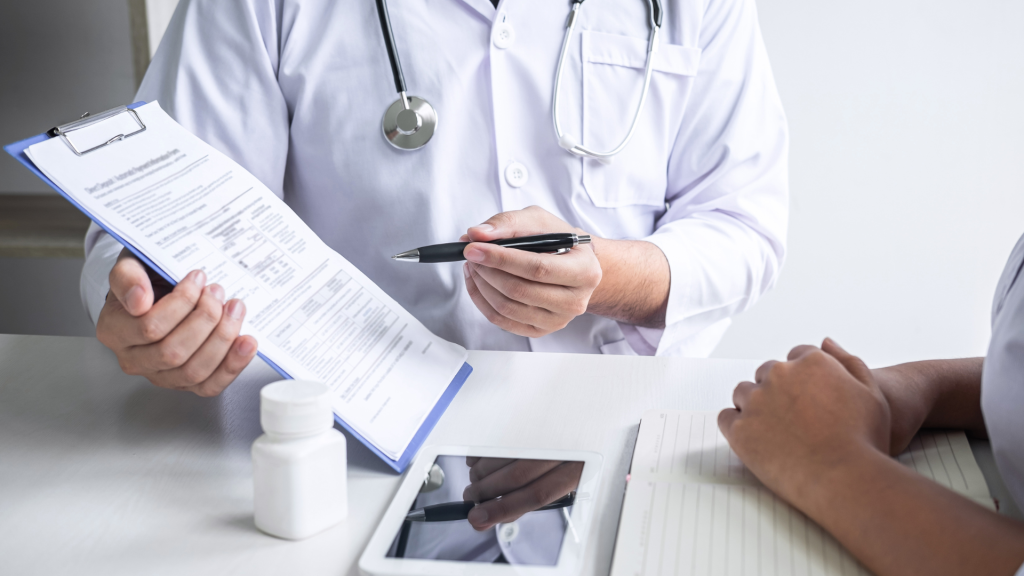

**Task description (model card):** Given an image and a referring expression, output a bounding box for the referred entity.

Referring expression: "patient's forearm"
[803,446,1024,576]
[878,358,986,436]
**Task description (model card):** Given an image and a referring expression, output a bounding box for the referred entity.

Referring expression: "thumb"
[821,337,872,385]
[108,249,154,317]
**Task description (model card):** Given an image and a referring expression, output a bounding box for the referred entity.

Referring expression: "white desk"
[0,334,1018,575]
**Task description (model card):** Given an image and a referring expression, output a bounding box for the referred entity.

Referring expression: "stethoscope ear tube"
[552,0,662,161]
[651,0,663,27]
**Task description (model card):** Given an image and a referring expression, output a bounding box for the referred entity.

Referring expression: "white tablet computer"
[359,446,603,576]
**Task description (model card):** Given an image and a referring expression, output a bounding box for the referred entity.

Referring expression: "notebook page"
[610,410,994,576]
[897,431,992,506]
[25,102,468,459]
[629,411,759,485]
[611,481,870,576]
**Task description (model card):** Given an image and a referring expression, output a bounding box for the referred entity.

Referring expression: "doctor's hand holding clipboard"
[96,249,258,397]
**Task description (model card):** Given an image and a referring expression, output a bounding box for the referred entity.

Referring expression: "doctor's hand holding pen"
[459,206,671,337]
[95,248,259,397]
[460,457,583,532]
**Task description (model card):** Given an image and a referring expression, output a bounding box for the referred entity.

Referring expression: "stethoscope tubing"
[553,0,662,161]
[375,0,663,158]
[375,0,406,94]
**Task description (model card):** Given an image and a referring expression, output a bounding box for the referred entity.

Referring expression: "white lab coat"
[81,0,788,356]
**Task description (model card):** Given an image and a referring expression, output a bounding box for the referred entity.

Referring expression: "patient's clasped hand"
[720,338,1024,576]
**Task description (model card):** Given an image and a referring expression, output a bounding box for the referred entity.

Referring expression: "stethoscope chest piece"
[382,95,437,151]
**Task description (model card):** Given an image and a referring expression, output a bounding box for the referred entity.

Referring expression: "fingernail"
[191,270,206,287]
[473,223,494,232]
[124,285,143,310]
[236,338,256,356]
[468,506,489,526]
[465,248,484,263]
[209,284,225,303]
[463,263,471,279]
[227,299,245,320]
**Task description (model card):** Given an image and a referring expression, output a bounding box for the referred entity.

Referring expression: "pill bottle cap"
[260,380,334,437]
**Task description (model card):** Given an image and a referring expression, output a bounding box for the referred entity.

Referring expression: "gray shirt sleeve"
[981,232,1024,512]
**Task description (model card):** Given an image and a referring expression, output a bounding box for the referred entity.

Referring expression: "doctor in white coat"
[82,0,788,396]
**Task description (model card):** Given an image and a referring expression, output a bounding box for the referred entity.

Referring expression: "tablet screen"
[386,455,584,565]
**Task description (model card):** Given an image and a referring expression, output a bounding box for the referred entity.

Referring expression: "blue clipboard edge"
[3,100,472,474]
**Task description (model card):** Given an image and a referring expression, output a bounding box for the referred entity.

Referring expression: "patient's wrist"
[788,441,889,523]
[876,364,938,414]
[888,358,985,434]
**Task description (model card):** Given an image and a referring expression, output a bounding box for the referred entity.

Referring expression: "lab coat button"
[492,23,515,49]
[497,521,520,543]
[504,162,529,188]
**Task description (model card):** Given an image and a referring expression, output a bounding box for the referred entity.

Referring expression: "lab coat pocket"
[581,30,701,208]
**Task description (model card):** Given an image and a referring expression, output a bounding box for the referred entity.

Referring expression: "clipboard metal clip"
[48,105,147,156]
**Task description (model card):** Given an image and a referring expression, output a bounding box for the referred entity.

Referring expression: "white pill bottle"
[252,380,348,540]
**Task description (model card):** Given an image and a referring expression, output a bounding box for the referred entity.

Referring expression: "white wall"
[712,0,1024,366]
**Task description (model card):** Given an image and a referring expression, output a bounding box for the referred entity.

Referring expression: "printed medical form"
[25,102,468,459]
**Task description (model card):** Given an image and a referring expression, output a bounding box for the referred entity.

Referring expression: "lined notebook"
[609,410,994,576]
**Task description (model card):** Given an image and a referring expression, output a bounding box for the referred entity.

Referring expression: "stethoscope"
[373,0,663,160]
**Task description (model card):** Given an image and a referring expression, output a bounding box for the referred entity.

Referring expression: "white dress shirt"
[81,0,788,356]
[982,231,1024,576]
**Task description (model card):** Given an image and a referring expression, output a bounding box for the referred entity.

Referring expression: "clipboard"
[4,102,472,473]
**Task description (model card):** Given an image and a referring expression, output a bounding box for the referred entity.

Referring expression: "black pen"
[392,233,591,263]
[405,492,576,522]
